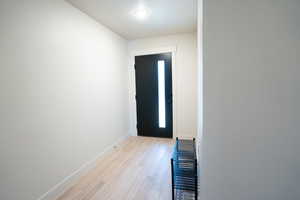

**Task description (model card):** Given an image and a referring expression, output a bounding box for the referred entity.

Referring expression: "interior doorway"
[135,53,173,138]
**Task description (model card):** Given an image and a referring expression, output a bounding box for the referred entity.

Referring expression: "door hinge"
[134,64,136,70]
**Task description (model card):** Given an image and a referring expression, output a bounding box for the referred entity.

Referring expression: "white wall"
[201,1,300,200]
[128,33,198,138]
[0,1,129,200]
[197,0,203,163]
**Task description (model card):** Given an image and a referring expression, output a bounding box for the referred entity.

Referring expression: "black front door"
[135,53,173,138]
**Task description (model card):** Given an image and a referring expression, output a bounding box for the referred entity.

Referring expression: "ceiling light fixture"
[131,6,151,21]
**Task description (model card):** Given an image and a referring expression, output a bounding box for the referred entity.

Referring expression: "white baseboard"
[128,129,137,136]
[176,133,197,139]
[37,134,130,200]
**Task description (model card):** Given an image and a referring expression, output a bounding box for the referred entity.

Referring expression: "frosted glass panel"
[158,60,166,128]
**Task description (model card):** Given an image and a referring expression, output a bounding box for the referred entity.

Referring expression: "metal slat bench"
[171,138,198,200]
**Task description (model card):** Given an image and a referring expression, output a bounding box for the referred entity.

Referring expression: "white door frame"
[128,46,178,138]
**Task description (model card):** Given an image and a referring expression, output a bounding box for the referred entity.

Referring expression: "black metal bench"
[171,138,198,200]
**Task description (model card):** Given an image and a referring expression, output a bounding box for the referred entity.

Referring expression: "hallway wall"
[201,1,300,200]
[0,1,129,200]
[128,33,198,138]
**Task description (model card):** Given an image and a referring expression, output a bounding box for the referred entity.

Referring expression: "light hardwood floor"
[57,136,174,200]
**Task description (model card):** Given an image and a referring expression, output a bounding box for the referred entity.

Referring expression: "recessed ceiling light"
[131,6,151,21]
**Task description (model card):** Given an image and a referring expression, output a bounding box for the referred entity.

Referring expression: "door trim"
[128,46,177,138]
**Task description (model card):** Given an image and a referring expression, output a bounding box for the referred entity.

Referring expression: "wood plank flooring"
[57,136,174,200]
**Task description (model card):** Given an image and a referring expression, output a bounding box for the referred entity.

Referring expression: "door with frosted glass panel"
[135,53,173,138]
